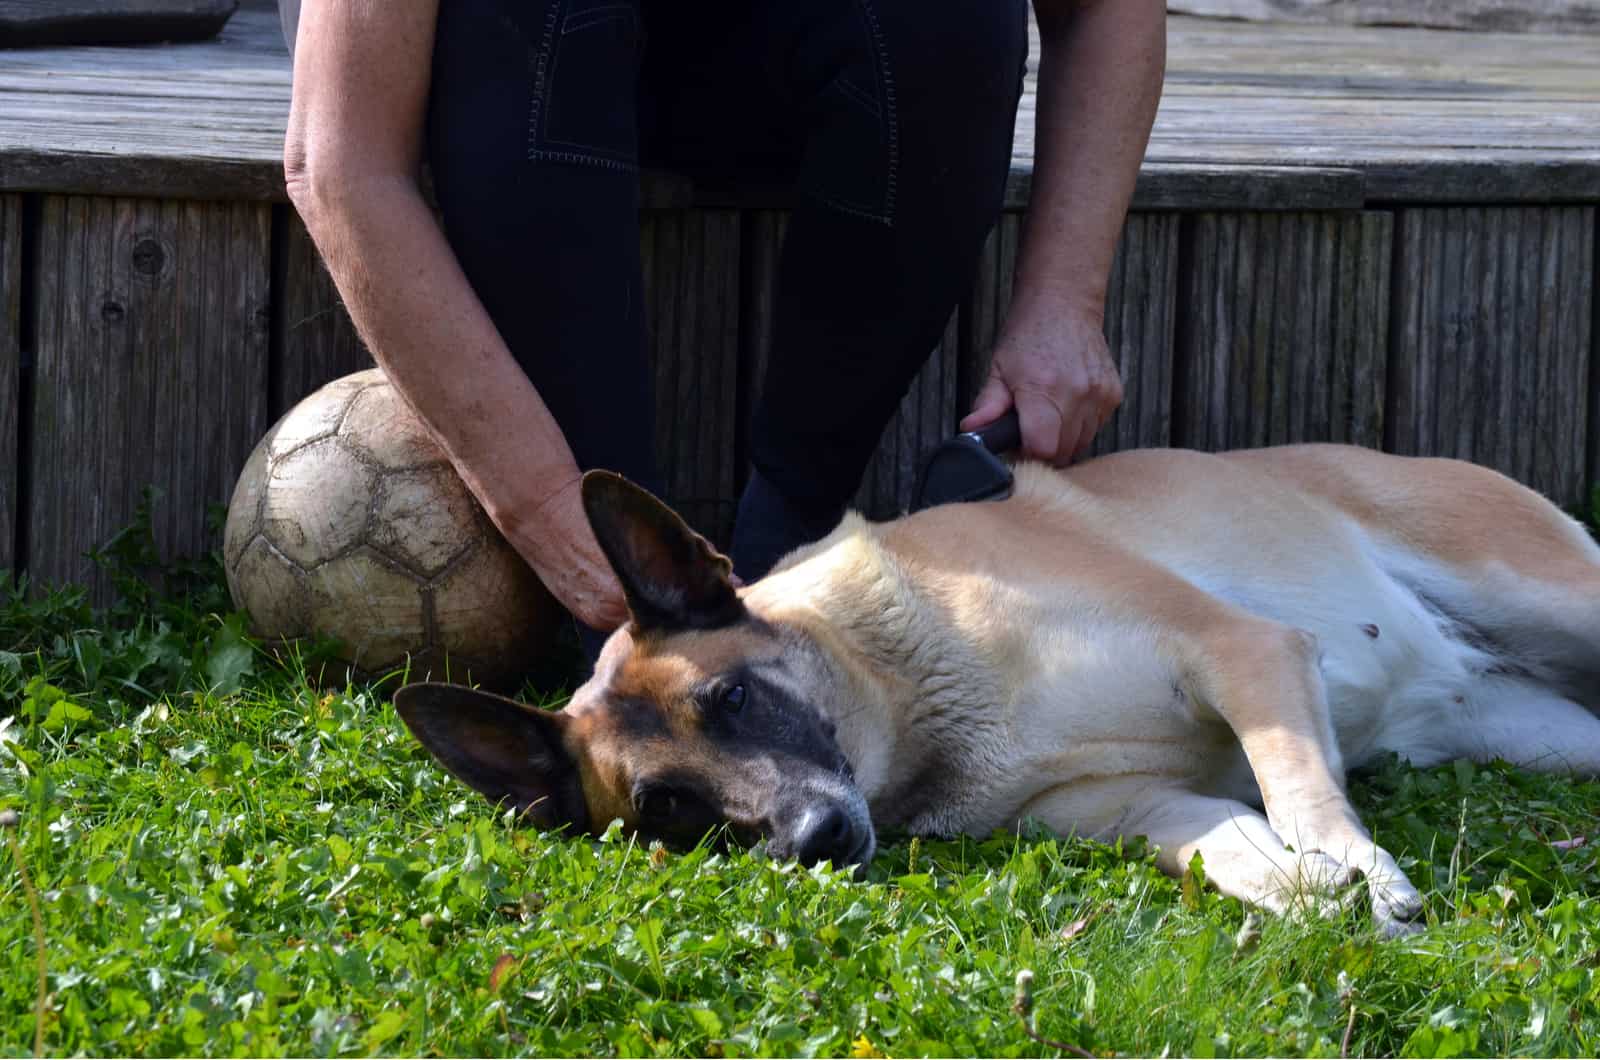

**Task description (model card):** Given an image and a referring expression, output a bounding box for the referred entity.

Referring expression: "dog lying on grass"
[398,445,1600,935]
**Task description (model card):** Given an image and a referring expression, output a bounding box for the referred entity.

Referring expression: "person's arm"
[284,0,628,630]
[962,0,1166,465]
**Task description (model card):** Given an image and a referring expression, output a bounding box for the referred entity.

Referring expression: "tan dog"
[397,445,1600,934]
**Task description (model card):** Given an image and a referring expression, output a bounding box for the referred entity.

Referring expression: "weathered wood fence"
[1,190,1595,601]
[3,3,1598,600]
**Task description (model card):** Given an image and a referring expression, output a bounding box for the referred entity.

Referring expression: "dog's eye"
[719,684,747,713]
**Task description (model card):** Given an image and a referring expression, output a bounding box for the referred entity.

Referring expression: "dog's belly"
[1177,534,1500,773]
[970,529,1499,836]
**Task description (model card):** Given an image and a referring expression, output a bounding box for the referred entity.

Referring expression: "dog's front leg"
[1022,779,1370,921]
[1181,620,1423,932]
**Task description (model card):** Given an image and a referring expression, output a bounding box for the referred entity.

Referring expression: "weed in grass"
[0,517,1597,1056]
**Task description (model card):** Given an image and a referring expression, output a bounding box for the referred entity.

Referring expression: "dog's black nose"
[788,803,863,867]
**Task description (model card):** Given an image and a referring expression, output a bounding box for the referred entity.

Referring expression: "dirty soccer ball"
[223,368,561,687]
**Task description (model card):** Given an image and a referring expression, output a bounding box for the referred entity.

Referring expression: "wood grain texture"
[28,194,271,599]
[963,213,1023,408]
[1388,206,1595,505]
[1166,0,1600,35]
[270,206,367,417]
[0,0,237,46]
[1178,211,1392,451]
[5,4,1600,207]
[852,314,961,521]
[641,209,742,547]
[0,194,18,573]
[1094,214,1181,454]
[966,212,1178,457]
[738,209,787,469]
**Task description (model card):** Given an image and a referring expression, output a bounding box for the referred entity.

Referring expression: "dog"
[397,445,1600,934]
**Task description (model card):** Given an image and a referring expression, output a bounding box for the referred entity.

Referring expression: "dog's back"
[858,444,1600,781]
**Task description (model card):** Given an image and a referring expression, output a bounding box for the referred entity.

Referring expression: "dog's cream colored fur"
[740,445,1600,931]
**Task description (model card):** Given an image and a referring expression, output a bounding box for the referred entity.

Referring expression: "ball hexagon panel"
[228,534,316,640]
[305,547,428,673]
[339,381,451,471]
[223,435,271,570]
[266,369,378,460]
[225,368,567,688]
[432,535,561,664]
[368,464,482,578]
[259,436,375,570]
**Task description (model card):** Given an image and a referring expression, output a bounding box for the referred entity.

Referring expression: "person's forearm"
[293,176,579,530]
[1013,0,1165,325]
[295,175,628,628]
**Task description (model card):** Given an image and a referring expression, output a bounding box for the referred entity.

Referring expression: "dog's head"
[395,471,875,870]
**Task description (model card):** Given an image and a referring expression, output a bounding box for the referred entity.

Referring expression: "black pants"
[426,0,1027,569]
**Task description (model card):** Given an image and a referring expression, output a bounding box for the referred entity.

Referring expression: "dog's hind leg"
[1448,677,1600,777]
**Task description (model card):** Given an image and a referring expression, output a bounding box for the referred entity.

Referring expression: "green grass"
[2,541,1598,1057]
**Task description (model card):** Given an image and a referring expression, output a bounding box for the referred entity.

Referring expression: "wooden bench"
[2,0,1597,600]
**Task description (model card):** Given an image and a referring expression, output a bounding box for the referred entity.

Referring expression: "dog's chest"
[913,618,1235,835]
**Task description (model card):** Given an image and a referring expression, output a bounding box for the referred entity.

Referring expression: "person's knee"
[889,0,1027,126]
[876,0,1027,225]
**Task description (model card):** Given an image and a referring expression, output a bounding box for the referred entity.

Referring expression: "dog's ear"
[580,470,744,633]
[395,682,589,833]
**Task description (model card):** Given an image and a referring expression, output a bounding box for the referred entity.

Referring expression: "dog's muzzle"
[766,782,876,872]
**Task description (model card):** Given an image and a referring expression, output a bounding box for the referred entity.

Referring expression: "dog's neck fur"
[747,515,1009,831]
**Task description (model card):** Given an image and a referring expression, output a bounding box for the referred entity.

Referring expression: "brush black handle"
[967,410,1022,456]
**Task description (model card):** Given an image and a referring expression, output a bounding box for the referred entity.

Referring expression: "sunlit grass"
[1,541,1597,1057]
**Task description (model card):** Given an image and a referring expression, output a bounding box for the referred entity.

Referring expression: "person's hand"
[961,305,1123,467]
[495,476,630,632]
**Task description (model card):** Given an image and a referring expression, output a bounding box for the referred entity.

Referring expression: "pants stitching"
[834,75,881,116]
[561,4,633,33]
[809,189,892,228]
[855,0,898,225]
[526,1,562,156]
[544,134,638,163]
[528,147,639,172]
[528,0,640,168]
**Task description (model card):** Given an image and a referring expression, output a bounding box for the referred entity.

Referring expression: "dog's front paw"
[1365,859,1424,935]
[1307,837,1425,935]
[1267,809,1425,934]
[1258,851,1355,921]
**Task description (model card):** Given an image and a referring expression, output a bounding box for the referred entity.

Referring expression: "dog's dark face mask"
[395,472,875,872]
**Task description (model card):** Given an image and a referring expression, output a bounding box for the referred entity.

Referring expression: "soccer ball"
[223,368,562,687]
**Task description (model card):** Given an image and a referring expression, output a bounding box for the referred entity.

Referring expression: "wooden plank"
[965,212,1178,458]
[1359,163,1600,205]
[0,150,287,205]
[0,0,238,47]
[0,194,18,573]
[1166,0,1600,35]
[641,209,742,548]
[270,206,367,416]
[738,209,787,473]
[6,6,1600,208]
[1095,214,1180,454]
[1006,163,1366,213]
[963,213,1023,411]
[1177,211,1392,451]
[28,194,271,599]
[1389,206,1595,504]
[852,313,961,521]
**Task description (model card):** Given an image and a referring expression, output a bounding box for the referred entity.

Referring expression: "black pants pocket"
[530,0,644,169]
